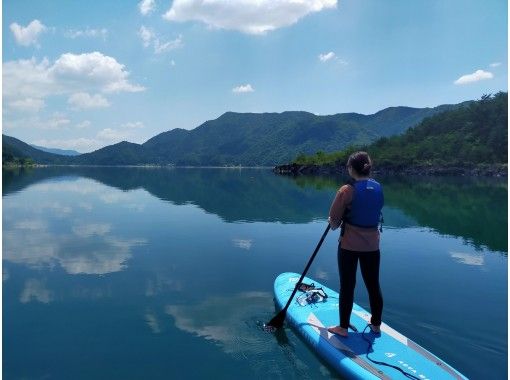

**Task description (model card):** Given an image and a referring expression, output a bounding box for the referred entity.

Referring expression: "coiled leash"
[361,324,421,380]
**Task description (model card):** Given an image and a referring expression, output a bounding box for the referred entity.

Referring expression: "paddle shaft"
[280,224,331,314]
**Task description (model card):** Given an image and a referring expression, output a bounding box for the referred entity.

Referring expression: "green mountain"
[2,100,467,166]
[2,135,69,165]
[143,104,459,166]
[292,92,507,169]
[71,141,157,165]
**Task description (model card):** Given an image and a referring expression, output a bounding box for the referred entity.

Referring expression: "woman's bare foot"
[369,324,381,334]
[327,326,348,337]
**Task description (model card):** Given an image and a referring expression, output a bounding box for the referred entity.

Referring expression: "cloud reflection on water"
[449,251,485,266]
[145,275,183,297]
[20,279,54,304]
[72,222,111,238]
[14,219,47,231]
[164,291,323,377]
[165,292,274,356]
[232,238,253,250]
[145,311,162,334]
[4,226,146,274]
[3,175,148,275]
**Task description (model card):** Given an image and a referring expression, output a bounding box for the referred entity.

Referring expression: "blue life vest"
[344,179,384,228]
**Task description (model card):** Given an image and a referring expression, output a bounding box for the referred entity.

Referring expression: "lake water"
[2,167,507,379]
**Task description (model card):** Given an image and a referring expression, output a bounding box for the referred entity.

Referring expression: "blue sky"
[3,0,508,153]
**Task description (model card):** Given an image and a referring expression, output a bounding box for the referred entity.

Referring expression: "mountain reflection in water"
[3,167,507,253]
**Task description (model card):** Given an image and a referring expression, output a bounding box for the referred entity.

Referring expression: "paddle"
[266,224,331,329]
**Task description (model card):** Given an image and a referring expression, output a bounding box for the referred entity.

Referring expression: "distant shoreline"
[2,164,274,169]
[3,163,507,177]
[273,163,508,177]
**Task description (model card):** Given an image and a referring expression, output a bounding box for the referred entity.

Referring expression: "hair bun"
[347,151,373,176]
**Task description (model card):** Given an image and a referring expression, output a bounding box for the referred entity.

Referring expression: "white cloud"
[489,62,501,68]
[10,19,47,46]
[232,84,254,93]
[7,97,45,112]
[139,25,155,47]
[33,137,98,151]
[170,60,176,67]
[319,51,336,62]
[47,113,71,129]
[139,26,183,54]
[3,57,53,101]
[51,52,145,93]
[154,35,183,54]
[9,117,90,133]
[44,122,145,151]
[3,52,144,112]
[318,51,347,65]
[76,120,91,129]
[163,0,337,34]
[30,121,144,152]
[121,121,145,129]
[8,113,72,130]
[139,0,156,15]
[454,69,494,85]
[97,128,132,142]
[64,27,108,39]
[68,92,110,109]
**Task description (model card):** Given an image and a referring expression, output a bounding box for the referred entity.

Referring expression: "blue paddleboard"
[273,272,468,380]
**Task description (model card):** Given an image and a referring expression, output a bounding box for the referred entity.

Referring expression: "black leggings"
[338,246,383,328]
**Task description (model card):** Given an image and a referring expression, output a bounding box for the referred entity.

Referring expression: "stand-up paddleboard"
[273,272,467,380]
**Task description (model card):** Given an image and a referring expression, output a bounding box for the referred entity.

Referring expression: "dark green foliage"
[293,93,507,168]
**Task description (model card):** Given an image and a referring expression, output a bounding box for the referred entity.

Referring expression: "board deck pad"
[273,272,468,380]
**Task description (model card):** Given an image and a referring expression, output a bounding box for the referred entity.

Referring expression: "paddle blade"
[266,309,286,330]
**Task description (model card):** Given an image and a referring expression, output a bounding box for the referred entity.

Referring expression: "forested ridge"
[291,92,507,170]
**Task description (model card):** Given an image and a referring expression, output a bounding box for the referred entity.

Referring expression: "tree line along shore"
[275,92,507,177]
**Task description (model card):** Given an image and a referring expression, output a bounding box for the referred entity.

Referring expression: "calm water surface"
[3,167,507,379]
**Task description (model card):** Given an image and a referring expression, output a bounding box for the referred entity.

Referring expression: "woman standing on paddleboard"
[327,151,384,337]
